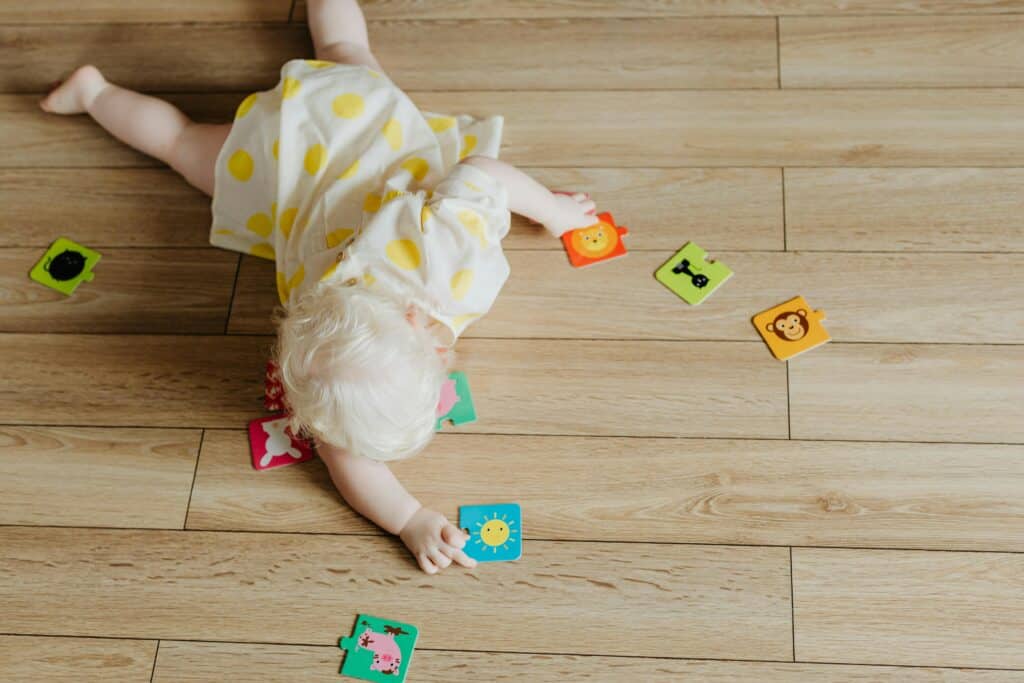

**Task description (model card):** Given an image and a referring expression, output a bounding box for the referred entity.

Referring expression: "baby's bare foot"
[40,65,107,114]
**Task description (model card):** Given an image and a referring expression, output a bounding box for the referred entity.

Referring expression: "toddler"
[41,0,597,574]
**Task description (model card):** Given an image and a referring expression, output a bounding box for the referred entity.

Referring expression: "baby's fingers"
[428,548,453,570]
[441,523,469,549]
[416,553,439,575]
[448,546,477,569]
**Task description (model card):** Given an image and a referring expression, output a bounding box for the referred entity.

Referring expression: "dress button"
[336,250,347,262]
[344,278,358,287]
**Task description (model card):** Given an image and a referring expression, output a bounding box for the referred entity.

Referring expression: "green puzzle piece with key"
[654,242,732,305]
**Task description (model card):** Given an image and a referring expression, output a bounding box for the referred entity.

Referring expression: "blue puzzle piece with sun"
[459,503,522,563]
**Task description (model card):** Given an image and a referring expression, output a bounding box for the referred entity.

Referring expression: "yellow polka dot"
[276,264,306,304]
[363,193,382,213]
[338,159,359,179]
[385,239,421,270]
[304,144,326,175]
[250,242,275,260]
[453,313,480,330]
[279,207,298,239]
[282,77,301,100]
[460,135,477,160]
[367,69,382,79]
[246,212,273,238]
[320,261,340,282]
[458,209,488,247]
[214,229,235,236]
[235,93,257,120]
[270,202,277,222]
[272,139,279,160]
[382,118,403,150]
[419,205,433,230]
[450,269,474,301]
[332,93,365,119]
[400,157,430,181]
[464,180,481,192]
[306,59,334,68]
[326,228,354,248]
[383,189,404,204]
[364,272,376,286]
[227,149,254,182]
[429,116,456,133]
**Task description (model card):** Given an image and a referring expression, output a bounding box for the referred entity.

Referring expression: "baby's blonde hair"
[274,280,447,461]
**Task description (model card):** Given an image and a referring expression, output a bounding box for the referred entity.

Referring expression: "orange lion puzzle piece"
[561,212,629,268]
[752,295,831,361]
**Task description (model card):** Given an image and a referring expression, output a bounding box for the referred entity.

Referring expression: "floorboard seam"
[149,640,161,683]
[789,546,797,662]
[181,430,205,531]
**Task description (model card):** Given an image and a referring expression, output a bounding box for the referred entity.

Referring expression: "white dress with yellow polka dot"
[210,59,510,344]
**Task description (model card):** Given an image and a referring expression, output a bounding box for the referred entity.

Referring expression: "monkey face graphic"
[766,309,809,342]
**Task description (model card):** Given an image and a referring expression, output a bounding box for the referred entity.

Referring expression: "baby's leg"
[307,0,382,70]
[40,65,229,196]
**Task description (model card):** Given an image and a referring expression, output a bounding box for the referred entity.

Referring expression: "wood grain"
[190,430,1024,552]
[0,169,211,248]
[0,527,794,661]
[0,335,787,437]
[785,168,1024,252]
[0,426,199,528]
[790,344,1024,444]
[228,251,1024,344]
[0,18,776,93]
[292,0,1024,20]
[0,636,156,683]
[781,17,1024,87]
[0,334,267,428]
[793,548,1024,668]
[153,640,1024,682]
[0,248,238,334]
[9,90,1024,168]
[0,0,291,22]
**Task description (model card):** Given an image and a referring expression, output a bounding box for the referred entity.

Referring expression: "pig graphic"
[357,627,403,675]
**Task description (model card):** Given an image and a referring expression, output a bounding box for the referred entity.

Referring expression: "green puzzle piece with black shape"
[339,614,419,682]
[29,237,102,296]
[654,242,732,305]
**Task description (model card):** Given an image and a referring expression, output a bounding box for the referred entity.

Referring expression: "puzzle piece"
[29,237,102,296]
[561,212,629,268]
[339,614,419,683]
[435,371,476,430]
[654,242,732,305]
[248,414,315,471]
[752,295,831,361]
[460,503,522,563]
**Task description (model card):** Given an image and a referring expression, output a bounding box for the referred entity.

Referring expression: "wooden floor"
[2,1,1024,681]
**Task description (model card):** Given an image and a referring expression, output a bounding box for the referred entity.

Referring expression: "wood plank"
[229,251,1024,344]
[0,527,794,661]
[1,19,776,94]
[0,334,267,428]
[785,168,1024,252]
[793,548,1024,668]
[190,430,1024,552]
[790,344,1024,444]
[0,335,787,437]
[154,640,1024,683]
[0,169,211,248]
[780,17,1024,88]
[9,90,1024,168]
[0,0,291,22]
[0,248,238,334]
[0,636,156,683]
[0,426,199,529]
[0,167,781,250]
[292,0,1024,20]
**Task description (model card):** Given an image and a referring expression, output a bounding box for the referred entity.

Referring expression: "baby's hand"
[399,507,477,575]
[543,191,598,237]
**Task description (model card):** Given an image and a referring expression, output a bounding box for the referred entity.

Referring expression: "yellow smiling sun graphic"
[472,513,518,554]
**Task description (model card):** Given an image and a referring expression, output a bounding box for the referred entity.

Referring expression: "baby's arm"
[317,440,476,574]
[462,155,597,237]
